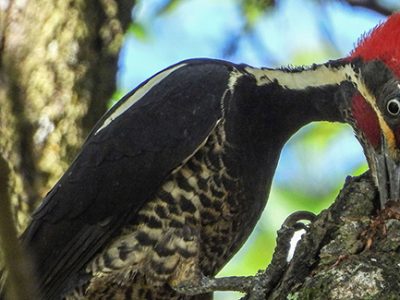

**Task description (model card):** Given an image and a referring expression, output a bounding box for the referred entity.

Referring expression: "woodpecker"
[3,13,400,300]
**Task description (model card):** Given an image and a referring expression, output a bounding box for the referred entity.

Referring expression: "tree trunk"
[0,0,135,233]
[263,173,400,299]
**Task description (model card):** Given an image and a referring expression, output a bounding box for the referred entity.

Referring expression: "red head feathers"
[349,13,400,78]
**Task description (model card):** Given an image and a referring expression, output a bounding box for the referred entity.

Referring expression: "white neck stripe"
[245,64,356,90]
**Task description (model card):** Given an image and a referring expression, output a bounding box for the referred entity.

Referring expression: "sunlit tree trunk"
[0,0,135,233]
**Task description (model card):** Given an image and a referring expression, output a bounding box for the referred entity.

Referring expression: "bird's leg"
[171,211,316,298]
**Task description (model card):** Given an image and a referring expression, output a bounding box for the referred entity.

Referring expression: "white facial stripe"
[95,63,186,135]
[245,64,356,90]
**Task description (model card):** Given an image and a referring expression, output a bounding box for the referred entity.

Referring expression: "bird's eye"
[386,98,400,116]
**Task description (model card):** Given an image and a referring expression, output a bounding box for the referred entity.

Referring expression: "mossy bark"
[0,0,135,233]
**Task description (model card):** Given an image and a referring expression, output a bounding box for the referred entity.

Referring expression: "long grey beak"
[374,140,400,207]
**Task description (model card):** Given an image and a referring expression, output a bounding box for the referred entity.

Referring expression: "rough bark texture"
[261,173,400,299]
[0,0,135,233]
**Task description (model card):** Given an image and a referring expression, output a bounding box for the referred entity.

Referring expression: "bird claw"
[282,210,316,230]
[275,210,316,253]
[239,211,318,300]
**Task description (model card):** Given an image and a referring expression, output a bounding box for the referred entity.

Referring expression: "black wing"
[21,59,234,299]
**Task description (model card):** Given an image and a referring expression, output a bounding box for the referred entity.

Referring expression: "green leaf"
[156,0,182,15]
[108,90,125,109]
[128,22,148,41]
[241,0,275,26]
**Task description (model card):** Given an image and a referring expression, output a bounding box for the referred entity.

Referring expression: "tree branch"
[266,172,400,298]
[344,0,395,16]
[218,172,400,299]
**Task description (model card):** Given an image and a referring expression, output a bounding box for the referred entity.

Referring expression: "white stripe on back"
[95,63,186,135]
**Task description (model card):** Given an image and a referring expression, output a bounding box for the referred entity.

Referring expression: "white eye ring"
[386,98,400,116]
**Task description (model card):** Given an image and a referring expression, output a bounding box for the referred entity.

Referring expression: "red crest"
[349,13,400,78]
[348,14,400,150]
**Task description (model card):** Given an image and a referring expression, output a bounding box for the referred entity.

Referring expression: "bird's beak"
[372,138,400,208]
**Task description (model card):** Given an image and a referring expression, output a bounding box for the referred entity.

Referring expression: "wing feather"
[21,59,235,299]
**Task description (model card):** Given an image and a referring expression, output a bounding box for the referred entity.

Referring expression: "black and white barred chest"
[68,122,259,299]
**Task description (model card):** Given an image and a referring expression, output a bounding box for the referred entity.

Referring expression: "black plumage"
[16,59,347,299]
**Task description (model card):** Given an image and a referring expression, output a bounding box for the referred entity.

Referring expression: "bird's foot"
[281,210,316,230]
[271,210,316,265]
[240,211,316,300]
[172,211,316,299]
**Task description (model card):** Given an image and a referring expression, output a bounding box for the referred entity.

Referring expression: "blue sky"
[118,0,384,89]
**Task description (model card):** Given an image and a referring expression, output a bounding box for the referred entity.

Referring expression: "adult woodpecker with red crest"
[2,13,400,300]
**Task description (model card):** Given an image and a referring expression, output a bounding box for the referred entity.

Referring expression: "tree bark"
[0,154,37,300]
[260,173,400,299]
[0,0,135,233]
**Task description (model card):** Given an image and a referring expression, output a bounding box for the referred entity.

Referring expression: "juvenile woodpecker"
[5,13,400,300]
